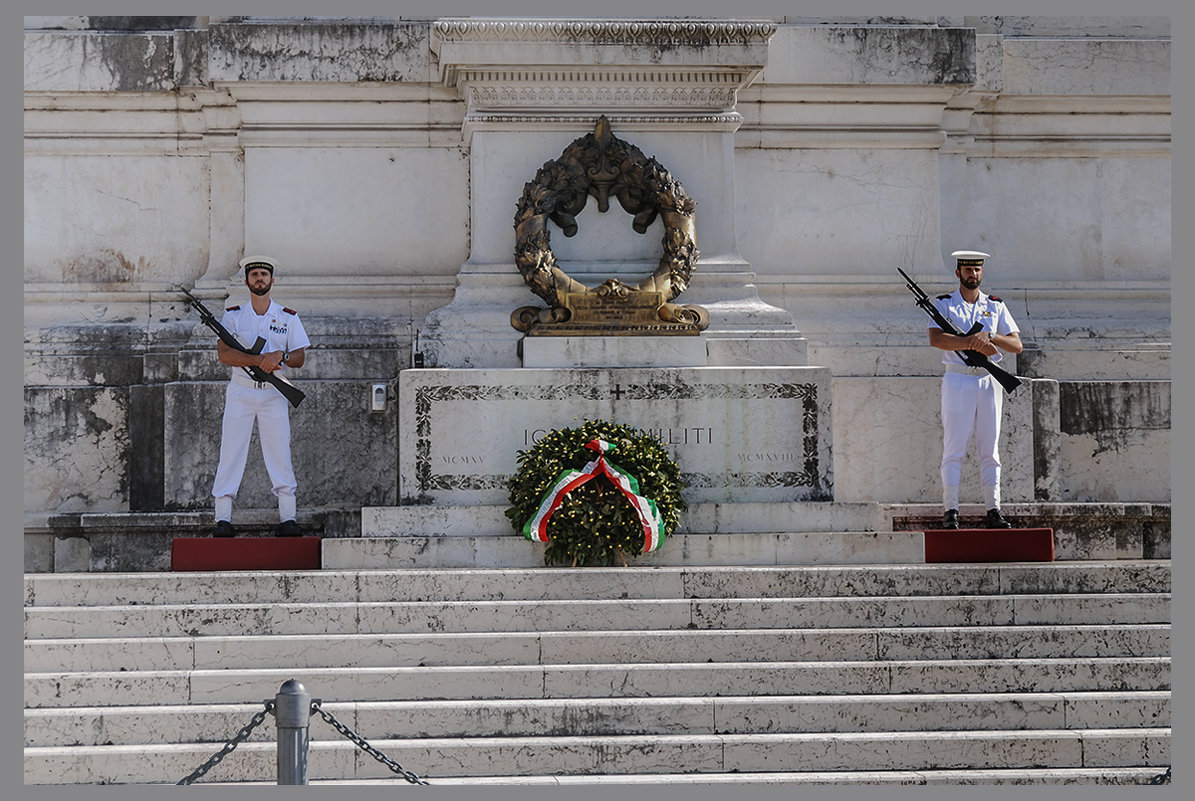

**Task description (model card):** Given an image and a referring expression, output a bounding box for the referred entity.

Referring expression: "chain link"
[311,700,430,785]
[1145,766,1171,785]
[177,700,275,785]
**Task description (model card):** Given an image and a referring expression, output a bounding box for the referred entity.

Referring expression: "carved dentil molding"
[465,82,742,112]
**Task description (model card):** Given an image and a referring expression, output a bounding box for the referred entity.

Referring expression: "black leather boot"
[275,519,302,537]
[985,508,1012,529]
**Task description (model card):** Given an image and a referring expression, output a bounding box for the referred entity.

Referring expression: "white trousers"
[940,370,1003,510]
[212,380,296,521]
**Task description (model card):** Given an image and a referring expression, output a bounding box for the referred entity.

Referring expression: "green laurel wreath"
[504,419,687,566]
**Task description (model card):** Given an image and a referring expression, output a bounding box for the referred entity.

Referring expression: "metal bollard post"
[274,679,311,785]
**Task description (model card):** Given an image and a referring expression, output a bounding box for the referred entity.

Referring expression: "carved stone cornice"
[431,17,777,49]
[432,17,775,118]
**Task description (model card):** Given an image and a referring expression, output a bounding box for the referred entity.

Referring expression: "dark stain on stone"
[96,33,176,91]
[210,22,430,83]
[27,387,122,440]
[1059,381,1171,435]
[81,17,203,32]
[826,27,975,85]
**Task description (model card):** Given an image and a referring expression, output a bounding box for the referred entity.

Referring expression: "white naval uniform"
[928,289,1019,511]
[211,299,310,522]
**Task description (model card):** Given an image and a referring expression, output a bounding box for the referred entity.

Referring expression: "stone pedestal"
[381,19,829,543]
[416,18,806,370]
[521,336,707,368]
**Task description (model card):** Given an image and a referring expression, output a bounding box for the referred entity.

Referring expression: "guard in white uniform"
[210,256,310,537]
[927,251,1023,529]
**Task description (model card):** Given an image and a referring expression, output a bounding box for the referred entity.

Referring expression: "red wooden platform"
[924,528,1054,563]
[171,537,322,571]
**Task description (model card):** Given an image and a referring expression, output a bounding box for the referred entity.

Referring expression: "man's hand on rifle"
[258,350,286,373]
[218,339,274,370]
[962,330,999,356]
[217,343,302,373]
[262,348,304,371]
[928,328,999,357]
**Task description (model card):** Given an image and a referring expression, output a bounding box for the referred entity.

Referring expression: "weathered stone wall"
[1057,381,1171,502]
[830,376,1035,506]
[23,16,1170,532]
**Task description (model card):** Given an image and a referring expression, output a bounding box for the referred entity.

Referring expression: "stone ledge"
[25,509,350,536]
[888,503,1169,561]
[23,509,361,573]
[362,501,885,538]
[323,530,926,570]
[23,502,1169,573]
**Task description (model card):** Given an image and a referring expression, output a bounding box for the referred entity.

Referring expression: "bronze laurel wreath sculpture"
[513,116,700,311]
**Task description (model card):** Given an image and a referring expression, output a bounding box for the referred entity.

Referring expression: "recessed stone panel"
[398,366,833,506]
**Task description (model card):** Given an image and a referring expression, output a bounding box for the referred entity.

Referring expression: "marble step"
[24,657,1171,709]
[273,767,1176,786]
[23,728,1172,785]
[23,623,1170,672]
[330,531,929,567]
[24,561,1171,607]
[23,591,1171,640]
[25,691,1172,747]
[23,562,1172,786]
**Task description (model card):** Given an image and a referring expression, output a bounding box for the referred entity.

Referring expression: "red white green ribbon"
[522,438,666,552]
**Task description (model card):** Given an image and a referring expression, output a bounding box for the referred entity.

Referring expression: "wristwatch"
[282,351,290,364]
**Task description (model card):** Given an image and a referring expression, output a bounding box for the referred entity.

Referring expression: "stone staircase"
[24,559,1171,785]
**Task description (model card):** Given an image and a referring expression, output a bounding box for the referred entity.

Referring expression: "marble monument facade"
[23,16,1169,567]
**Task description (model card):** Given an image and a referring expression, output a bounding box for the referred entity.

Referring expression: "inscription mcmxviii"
[412,381,823,497]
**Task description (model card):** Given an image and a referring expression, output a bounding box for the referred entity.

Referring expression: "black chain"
[177,700,275,785]
[311,700,430,785]
[1146,766,1171,785]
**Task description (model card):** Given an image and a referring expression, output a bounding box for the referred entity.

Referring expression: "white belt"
[944,363,988,376]
[231,370,271,389]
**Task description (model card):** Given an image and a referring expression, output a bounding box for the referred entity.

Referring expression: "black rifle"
[897,268,1021,394]
[179,287,306,407]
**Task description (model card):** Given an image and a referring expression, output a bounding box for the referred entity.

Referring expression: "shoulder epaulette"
[988,295,1002,303]
[225,305,240,311]
[936,293,951,300]
[282,307,297,315]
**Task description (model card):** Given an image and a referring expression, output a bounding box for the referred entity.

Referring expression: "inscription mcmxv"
[441,455,485,464]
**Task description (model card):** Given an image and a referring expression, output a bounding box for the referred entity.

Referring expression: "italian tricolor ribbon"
[522,438,667,553]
